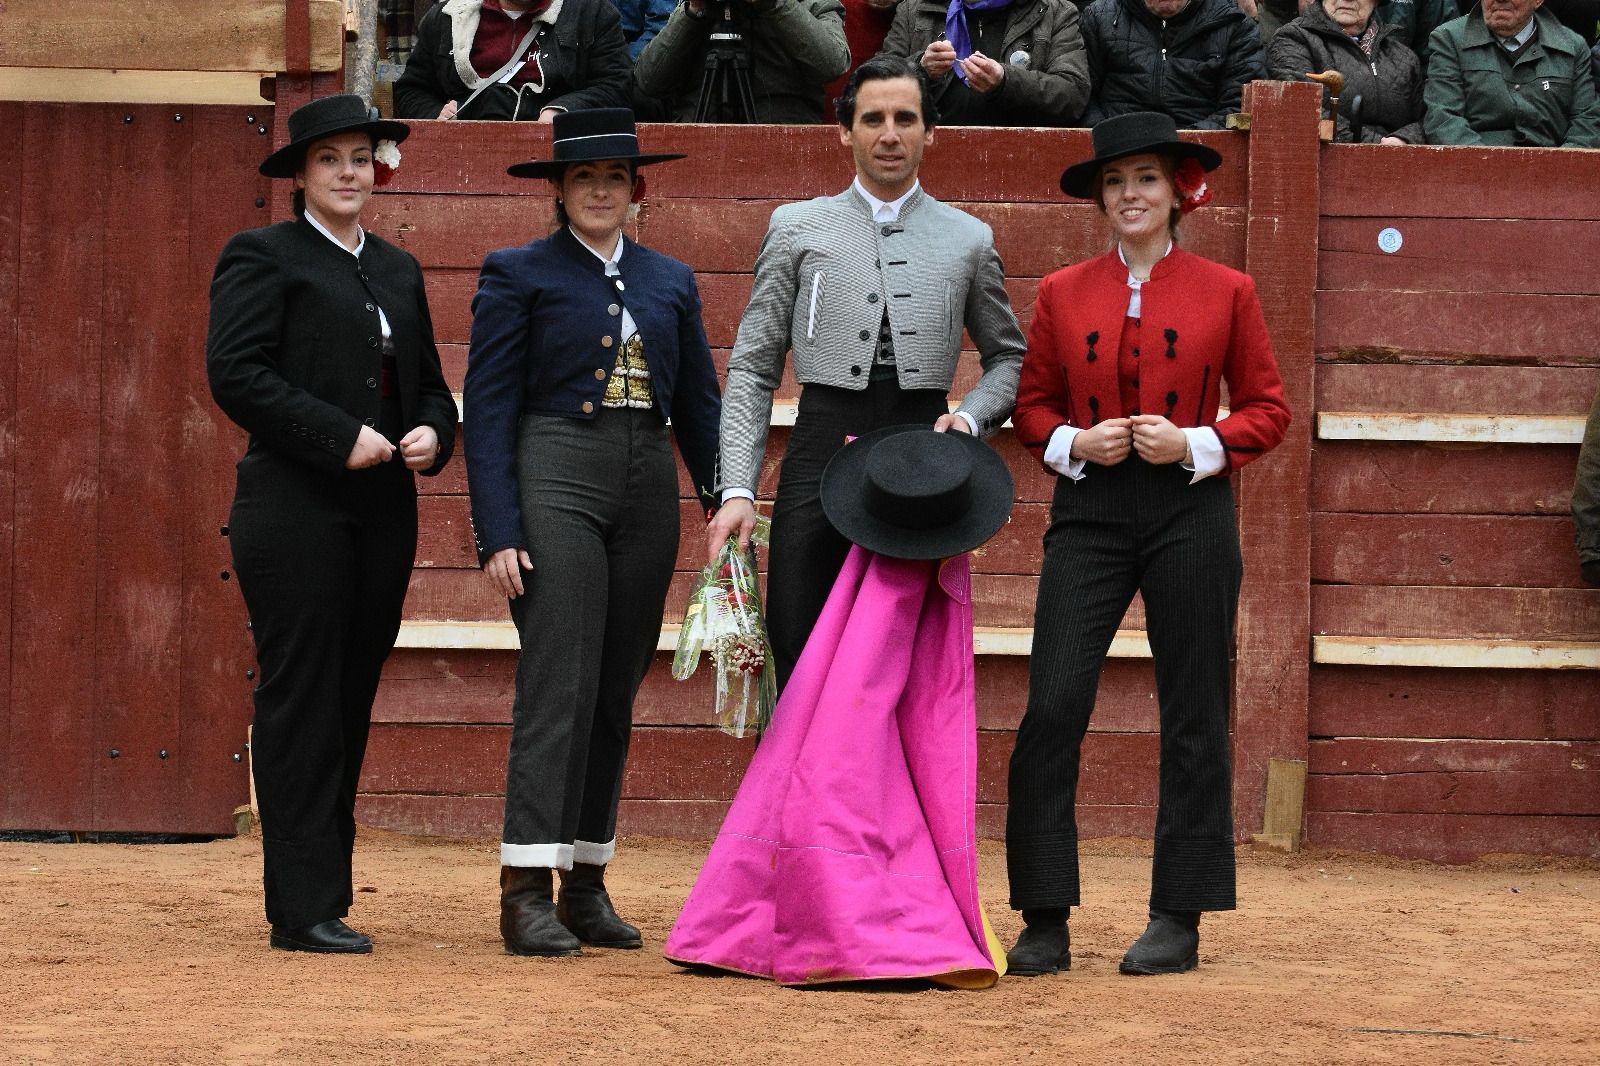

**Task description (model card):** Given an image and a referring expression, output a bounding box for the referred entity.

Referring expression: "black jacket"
[393,0,631,119]
[1268,5,1425,143]
[1080,0,1266,129]
[208,219,458,477]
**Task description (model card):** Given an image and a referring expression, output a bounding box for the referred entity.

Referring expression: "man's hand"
[1130,414,1189,465]
[958,52,1006,93]
[538,107,561,123]
[922,39,958,79]
[1070,417,1134,467]
[346,425,396,469]
[706,496,757,564]
[932,412,974,434]
[399,425,440,471]
[437,99,460,120]
[484,547,534,599]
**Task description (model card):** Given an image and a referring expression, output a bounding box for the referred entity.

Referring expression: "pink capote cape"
[663,546,1006,987]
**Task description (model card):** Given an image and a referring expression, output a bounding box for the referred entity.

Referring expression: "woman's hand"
[1130,414,1189,465]
[485,547,534,599]
[345,425,396,469]
[399,425,440,471]
[706,497,756,565]
[1070,417,1133,467]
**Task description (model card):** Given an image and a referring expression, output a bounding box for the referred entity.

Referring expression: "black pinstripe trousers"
[1007,455,1242,913]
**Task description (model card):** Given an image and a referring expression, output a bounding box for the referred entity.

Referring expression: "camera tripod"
[694,2,759,123]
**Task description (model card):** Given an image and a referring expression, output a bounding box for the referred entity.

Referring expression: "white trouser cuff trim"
[500,842,574,869]
[572,837,616,866]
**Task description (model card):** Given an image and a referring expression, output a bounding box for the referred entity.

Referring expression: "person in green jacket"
[1423,0,1600,145]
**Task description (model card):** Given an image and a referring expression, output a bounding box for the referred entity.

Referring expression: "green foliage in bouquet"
[672,514,776,738]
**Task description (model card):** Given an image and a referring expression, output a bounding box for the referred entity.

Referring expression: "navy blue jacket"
[464,226,721,564]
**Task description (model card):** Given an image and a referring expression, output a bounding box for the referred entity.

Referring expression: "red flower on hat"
[1173,157,1211,214]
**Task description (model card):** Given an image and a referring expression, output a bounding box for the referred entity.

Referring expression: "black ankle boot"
[557,863,642,949]
[1006,909,1071,977]
[500,865,582,957]
[1119,908,1199,975]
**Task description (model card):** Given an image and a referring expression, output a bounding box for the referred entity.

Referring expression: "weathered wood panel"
[1313,585,1600,641]
[1319,142,1600,221]
[1309,440,1579,516]
[1315,364,1598,417]
[1308,738,1600,815]
[1311,513,1584,588]
[1319,218,1600,296]
[1310,665,1600,741]
[1306,811,1600,864]
[0,104,18,826]
[1317,290,1600,363]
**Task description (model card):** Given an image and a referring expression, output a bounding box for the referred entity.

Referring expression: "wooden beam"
[1253,757,1307,852]
[1313,636,1600,670]
[1318,411,1586,445]
[0,69,271,105]
[0,1,345,73]
[393,619,1155,658]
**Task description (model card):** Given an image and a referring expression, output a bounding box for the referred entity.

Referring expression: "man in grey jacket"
[633,0,851,121]
[706,56,1025,687]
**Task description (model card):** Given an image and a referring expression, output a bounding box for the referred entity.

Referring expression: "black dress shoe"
[558,863,643,949]
[270,919,373,954]
[501,866,582,957]
[1006,923,1071,976]
[1119,909,1199,975]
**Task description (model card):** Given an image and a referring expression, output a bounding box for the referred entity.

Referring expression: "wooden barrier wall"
[1,84,1595,860]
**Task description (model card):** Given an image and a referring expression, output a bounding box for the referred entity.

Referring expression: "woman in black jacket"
[1267,0,1424,143]
[207,95,459,954]
[393,0,632,120]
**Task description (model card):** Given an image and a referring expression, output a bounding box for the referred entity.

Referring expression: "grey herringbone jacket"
[718,185,1025,494]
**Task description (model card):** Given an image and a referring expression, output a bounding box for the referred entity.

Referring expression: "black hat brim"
[820,425,1015,561]
[507,152,687,179]
[1059,140,1222,200]
[259,118,411,178]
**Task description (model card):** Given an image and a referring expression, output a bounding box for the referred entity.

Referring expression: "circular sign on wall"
[1377,227,1404,254]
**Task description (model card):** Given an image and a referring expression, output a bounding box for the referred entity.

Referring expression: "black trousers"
[767,380,948,689]
[229,451,417,928]
[501,409,678,868]
[1007,456,1242,913]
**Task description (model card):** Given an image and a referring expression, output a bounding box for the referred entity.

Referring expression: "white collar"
[305,209,365,257]
[571,227,625,268]
[1118,239,1173,283]
[853,178,919,223]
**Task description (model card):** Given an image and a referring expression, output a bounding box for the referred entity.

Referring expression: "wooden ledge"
[395,620,1154,658]
[1317,412,1585,445]
[1313,635,1600,670]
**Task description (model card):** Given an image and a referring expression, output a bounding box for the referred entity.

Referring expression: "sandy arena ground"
[2,828,1597,1064]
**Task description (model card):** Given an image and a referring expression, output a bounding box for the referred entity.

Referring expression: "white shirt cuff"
[1043,425,1087,480]
[1182,427,1225,482]
[720,487,755,504]
[953,410,978,435]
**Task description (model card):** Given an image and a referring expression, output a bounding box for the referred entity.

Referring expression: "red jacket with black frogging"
[1013,245,1290,474]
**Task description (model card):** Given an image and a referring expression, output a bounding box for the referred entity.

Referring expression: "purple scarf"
[944,0,1014,85]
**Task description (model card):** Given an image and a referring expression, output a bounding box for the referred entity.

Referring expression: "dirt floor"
[2,829,1597,1065]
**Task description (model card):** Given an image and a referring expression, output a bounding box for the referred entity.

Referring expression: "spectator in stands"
[1593,38,1600,86]
[208,96,458,955]
[465,110,720,957]
[1370,0,1461,66]
[1574,384,1600,585]
[1080,0,1267,129]
[1005,111,1289,978]
[1544,0,1599,46]
[1424,0,1600,146]
[1269,0,1425,142]
[380,0,430,65]
[823,0,902,121]
[614,0,677,57]
[875,0,1091,125]
[633,0,851,122]
[394,0,631,120]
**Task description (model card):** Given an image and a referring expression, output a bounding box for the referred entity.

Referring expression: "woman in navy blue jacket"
[464,109,719,957]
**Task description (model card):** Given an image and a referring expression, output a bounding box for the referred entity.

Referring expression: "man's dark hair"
[834,56,939,131]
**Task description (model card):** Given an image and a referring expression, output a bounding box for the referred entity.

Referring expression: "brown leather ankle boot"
[500,865,582,957]
[557,862,642,948]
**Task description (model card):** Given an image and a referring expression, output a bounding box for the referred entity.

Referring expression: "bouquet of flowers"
[672,514,776,738]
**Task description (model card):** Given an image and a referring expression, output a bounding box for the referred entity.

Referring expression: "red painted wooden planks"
[1317,289,1600,363]
[1310,441,1579,516]
[1232,79,1321,840]
[0,104,20,826]
[1319,217,1600,297]
[1313,584,1600,640]
[1319,142,1600,221]
[1310,664,1600,741]
[7,104,105,829]
[1311,513,1584,588]
[1308,738,1600,816]
[1306,811,1600,863]
[1315,364,1599,417]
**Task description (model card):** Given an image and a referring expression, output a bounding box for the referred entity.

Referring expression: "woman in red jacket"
[1004,112,1290,978]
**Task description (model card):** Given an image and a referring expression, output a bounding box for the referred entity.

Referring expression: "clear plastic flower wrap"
[672,514,775,738]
